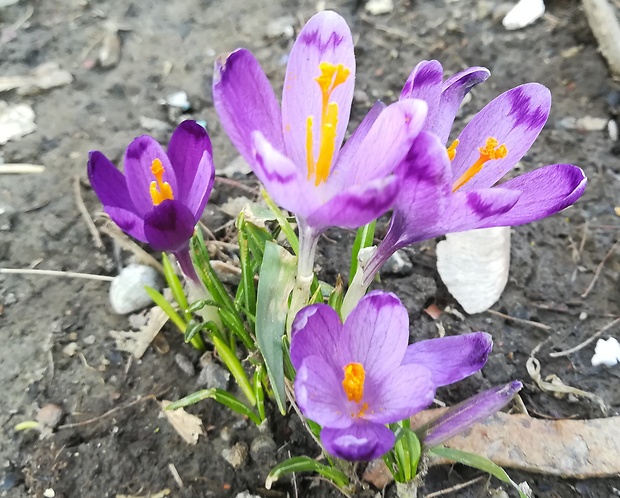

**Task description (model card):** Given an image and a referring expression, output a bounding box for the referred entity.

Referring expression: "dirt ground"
[2,0,620,496]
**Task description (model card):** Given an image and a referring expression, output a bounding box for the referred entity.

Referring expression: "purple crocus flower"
[291,291,491,460]
[213,11,427,280]
[360,61,587,286]
[88,120,215,280]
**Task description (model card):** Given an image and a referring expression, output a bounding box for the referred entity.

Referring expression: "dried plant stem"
[0,163,45,174]
[487,309,551,331]
[0,268,113,282]
[581,239,620,298]
[550,316,620,357]
[582,0,620,79]
[73,176,103,248]
[426,476,486,498]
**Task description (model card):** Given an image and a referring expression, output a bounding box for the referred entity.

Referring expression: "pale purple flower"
[362,61,587,284]
[291,291,491,460]
[88,121,215,279]
[213,11,427,277]
[417,381,523,447]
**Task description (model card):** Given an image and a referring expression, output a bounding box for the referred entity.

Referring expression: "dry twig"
[98,220,164,273]
[426,476,487,498]
[487,309,552,331]
[550,316,620,357]
[73,176,103,248]
[0,267,113,282]
[581,239,620,298]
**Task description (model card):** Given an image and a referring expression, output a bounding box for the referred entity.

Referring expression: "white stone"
[591,337,620,367]
[365,0,394,15]
[109,264,161,314]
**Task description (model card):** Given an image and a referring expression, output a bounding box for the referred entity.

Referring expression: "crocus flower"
[88,121,215,280]
[359,61,587,286]
[291,291,491,460]
[416,381,522,447]
[213,11,427,281]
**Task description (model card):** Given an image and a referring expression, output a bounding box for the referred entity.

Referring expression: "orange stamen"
[149,158,174,205]
[342,362,365,403]
[452,137,508,192]
[447,139,459,161]
[305,62,351,186]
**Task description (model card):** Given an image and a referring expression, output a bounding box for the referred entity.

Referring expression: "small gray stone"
[381,250,413,277]
[197,352,230,389]
[265,16,295,39]
[175,353,195,376]
[109,264,161,314]
[0,203,16,231]
[221,442,249,469]
[250,434,277,465]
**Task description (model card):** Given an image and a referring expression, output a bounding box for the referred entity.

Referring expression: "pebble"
[235,492,261,498]
[557,116,608,131]
[249,434,277,465]
[608,119,619,142]
[36,403,64,429]
[502,0,545,30]
[175,353,195,376]
[197,352,230,389]
[62,342,78,357]
[43,488,56,498]
[164,91,190,111]
[83,334,96,345]
[221,442,249,469]
[381,250,413,277]
[0,203,16,231]
[265,16,295,39]
[109,264,161,314]
[365,0,394,15]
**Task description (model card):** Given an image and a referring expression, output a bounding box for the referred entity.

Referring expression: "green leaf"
[349,220,376,285]
[144,285,186,333]
[328,275,344,314]
[162,253,191,321]
[265,457,350,490]
[430,446,529,498]
[236,220,256,318]
[184,319,204,343]
[253,366,266,422]
[261,188,299,255]
[166,388,261,425]
[255,241,297,414]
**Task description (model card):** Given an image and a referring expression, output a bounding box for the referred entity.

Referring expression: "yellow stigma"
[452,137,508,192]
[149,158,174,205]
[306,62,351,186]
[342,362,365,403]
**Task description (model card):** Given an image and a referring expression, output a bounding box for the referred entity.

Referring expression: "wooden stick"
[0,268,113,282]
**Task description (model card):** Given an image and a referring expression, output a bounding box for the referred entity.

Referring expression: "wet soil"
[1,0,620,496]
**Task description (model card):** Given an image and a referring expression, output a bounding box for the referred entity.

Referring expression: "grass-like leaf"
[265,456,350,490]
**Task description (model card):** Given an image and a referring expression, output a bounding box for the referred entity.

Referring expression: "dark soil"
[2,0,620,497]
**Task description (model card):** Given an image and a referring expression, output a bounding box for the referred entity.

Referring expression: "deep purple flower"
[88,120,215,279]
[417,381,522,447]
[213,11,426,279]
[361,61,587,285]
[291,291,491,460]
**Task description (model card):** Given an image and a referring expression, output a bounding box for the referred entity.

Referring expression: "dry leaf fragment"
[0,100,35,144]
[160,400,204,445]
[0,62,72,95]
[437,227,511,314]
[109,306,169,359]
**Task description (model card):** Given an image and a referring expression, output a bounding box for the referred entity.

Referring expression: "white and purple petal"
[295,355,352,429]
[403,332,492,387]
[304,175,399,231]
[290,303,343,371]
[213,49,284,165]
[339,291,409,382]
[251,131,318,217]
[331,99,427,189]
[321,422,395,461]
[282,11,355,169]
[432,66,490,144]
[143,199,196,252]
[451,83,551,190]
[124,136,178,216]
[362,363,435,424]
[419,381,522,448]
[166,120,215,218]
[87,151,146,242]
[475,164,587,227]
[400,60,443,123]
